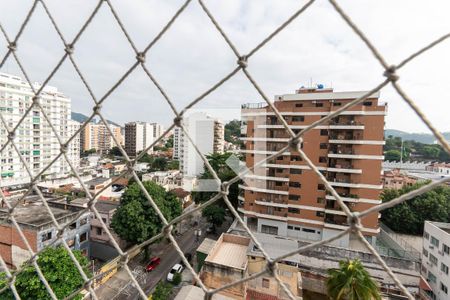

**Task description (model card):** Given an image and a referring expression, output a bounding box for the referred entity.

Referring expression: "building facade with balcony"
[0,72,80,188]
[80,122,123,154]
[239,86,386,247]
[421,221,450,300]
[124,121,162,157]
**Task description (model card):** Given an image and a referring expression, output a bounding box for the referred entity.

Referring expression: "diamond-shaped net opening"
[0,1,449,300]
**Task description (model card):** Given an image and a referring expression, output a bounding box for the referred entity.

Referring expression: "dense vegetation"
[381,182,450,235]
[111,181,182,244]
[224,119,242,146]
[192,152,241,209]
[0,247,90,300]
[384,135,450,162]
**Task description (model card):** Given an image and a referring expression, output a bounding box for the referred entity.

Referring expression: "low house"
[382,169,417,189]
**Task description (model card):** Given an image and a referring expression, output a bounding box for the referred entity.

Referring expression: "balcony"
[324,214,349,229]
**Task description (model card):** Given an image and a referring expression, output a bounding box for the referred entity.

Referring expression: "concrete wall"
[200,263,246,299]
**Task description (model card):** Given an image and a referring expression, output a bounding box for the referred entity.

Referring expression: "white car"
[167,263,183,282]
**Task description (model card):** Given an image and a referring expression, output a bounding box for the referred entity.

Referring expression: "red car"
[145,257,161,272]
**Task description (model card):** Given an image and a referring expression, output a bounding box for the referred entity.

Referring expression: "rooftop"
[429,221,450,235]
[248,232,302,263]
[174,285,233,300]
[85,177,111,186]
[197,238,217,255]
[0,202,76,228]
[205,234,250,270]
[276,90,380,101]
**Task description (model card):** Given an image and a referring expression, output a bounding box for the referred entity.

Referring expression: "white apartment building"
[173,127,182,160]
[175,112,224,177]
[0,72,80,187]
[421,221,450,300]
[124,122,163,157]
[150,122,164,141]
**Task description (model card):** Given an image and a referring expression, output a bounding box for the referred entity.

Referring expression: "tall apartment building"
[175,112,224,177]
[239,86,386,247]
[80,122,123,154]
[421,221,450,300]
[150,122,164,141]
[124,121,160,157]
[0,73,80,187]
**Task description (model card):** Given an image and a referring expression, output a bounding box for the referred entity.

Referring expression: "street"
[94,213,208,300]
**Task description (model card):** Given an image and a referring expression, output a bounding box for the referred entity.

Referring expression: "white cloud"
[0,0,449,133]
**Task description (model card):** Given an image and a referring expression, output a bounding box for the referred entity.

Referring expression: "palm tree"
[326,259,381,300]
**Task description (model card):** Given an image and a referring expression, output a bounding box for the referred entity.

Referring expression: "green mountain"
[384,129,450,144]
[71,112,121,127]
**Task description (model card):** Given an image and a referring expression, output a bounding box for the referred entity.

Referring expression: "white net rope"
[0,1,449,299]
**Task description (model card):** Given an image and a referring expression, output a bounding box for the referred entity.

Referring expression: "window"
[424,231,429,239]
[79,218,88,226]
[294,227,300,231]
[315,103,323,107]
[262,278,270,288]
[333,102,342,106]
[295,103,303,108]
[41,232,52,242]
[289,182,301,188]
[288,195,300,201]
[96,227,103,235]
[423,248,428,258]
[276,168,283,173]
[316,211,325,217]
[292,116,304,122]
[319,156,327,163]
[363,101,372,106]
[428,272,436,283]
[441,263,449,275]
[287,225,294,230]
[288,208,300,214]
[275,181,282,186]
[290,169,302,174]
[441,282,448,294]
[444,244,450,255]
[302,228,316,233]
[291,155,302,161]
[79,232,87,243]
[318,184,325,190]
[319,143,327,149]
[431,236,439,247]
[69,222,77,230]
[277,156,284,161]
[261,225,278,235]
[320,129,328,136]
[317,197,325,204]
[430,254,438,265]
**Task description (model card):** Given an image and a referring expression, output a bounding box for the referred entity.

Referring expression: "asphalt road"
[123,224,206,300]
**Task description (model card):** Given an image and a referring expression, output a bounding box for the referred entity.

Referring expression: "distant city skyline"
[1,0,449,133]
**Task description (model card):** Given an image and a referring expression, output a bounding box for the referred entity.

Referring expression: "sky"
[0,0,449,133]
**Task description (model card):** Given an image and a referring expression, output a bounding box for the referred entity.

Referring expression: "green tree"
[111,181,182,244]
[202,205,226,228]
[152,282,172,300]
[0,247,90,300]
[110,146,122,156]
[422,145,440,159]
[224,119,242,145]
[172,272,182,286]
[327,259,381,300]
[384,149,401,161]
[381,182,450,234]
[165,135,174,149]
[151,157,168,171]
[138,152,154,164]
[167,160,179,170]
[192,152,241,209]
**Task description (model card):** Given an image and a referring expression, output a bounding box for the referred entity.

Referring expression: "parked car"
[167,263,183,281]
[145,257,161,272]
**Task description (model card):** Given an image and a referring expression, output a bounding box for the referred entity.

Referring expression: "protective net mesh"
[1,1,449,299]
